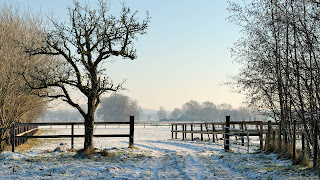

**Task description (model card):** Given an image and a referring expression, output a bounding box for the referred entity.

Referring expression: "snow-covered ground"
[0,125,318,179]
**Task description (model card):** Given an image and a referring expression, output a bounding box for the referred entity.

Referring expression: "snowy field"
[0,125,319,179]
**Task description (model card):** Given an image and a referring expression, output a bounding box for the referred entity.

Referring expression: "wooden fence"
[11,116,134,152]
[171,116,320,168]
[10,124,39,151]
[264,119,320,168]
[171,116,273,152]
[0,125,38,151]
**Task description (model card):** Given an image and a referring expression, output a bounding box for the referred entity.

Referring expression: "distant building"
[159,118,169,122]
[174,114,188,121]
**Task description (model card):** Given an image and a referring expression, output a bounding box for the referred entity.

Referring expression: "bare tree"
[183,100,202,121]
[157,107,167,120]
[217,103,232,117]
[170,108,183,119]
[201,101,217,121]
[171,100,252,122]
[0,2,49,150]
[97,93,142,122]
[23,1,149,153]
[228,0,320,159]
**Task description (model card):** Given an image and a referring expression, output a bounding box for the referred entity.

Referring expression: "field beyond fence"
[10,116,135,152]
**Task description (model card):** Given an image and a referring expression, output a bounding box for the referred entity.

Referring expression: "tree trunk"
[84,96,95,153]
[84,116,94,152]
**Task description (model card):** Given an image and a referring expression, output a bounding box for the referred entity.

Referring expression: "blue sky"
[8,0,245,110]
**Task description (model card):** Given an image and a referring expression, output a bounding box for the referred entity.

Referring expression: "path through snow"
[0,125,318,179]
[134,140,247,179]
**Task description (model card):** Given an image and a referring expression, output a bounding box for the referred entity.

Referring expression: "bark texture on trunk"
[84,116,94,152]
[84,96,96,152]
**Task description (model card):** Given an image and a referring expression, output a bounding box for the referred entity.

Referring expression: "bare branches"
[229,0,320,158]
[0,2,49,149]
[21,0,149,151]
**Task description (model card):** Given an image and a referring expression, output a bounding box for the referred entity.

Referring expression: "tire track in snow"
[196,153,248,179]
[135,140,248,179]
[183,153,212,179]
[159,152,190,179]
[135,141,191,179]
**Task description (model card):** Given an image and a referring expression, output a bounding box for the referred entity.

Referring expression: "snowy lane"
[134,139,248,179]
[0,126,318,179]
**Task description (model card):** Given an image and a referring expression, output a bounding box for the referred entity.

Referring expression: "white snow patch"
[0,125,318,179]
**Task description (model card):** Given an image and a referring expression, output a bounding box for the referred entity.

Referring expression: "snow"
[0,125,318,179]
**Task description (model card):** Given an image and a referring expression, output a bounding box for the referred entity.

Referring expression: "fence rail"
[9,124,38,152]
[264,119,320,167]
[224,126,250,153]
[11,116,135,152]
[171,116,320,168]
[171,116,266,151]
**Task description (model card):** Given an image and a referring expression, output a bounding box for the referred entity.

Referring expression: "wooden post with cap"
[129,116,134,148]
[224,116,230,151]
[11,123,15,152]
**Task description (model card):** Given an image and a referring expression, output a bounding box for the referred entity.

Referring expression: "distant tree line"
[38,93,143,122]
[158,100,258,122]
[228,0,320,160]
[37,109,83,122]
[97,93,143,122]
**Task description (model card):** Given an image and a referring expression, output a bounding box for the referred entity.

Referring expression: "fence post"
[175,125,177,139]
[293,120,296,161]
[71,124,74,150]
[184,124,187,139]
[241,122,244,146]
[11,123,15,152]
[224,116,230,152]
[200,124,203,141]
[212,124,216,143]
[191,124,193,141]
[182,125,185,140]
[267,121,271,151]
[259,121,263,150]
[171,124,174,139]
[313,120,318,168]
[129,116,134,148]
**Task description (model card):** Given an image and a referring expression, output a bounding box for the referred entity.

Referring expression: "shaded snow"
[0,125,318,179]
